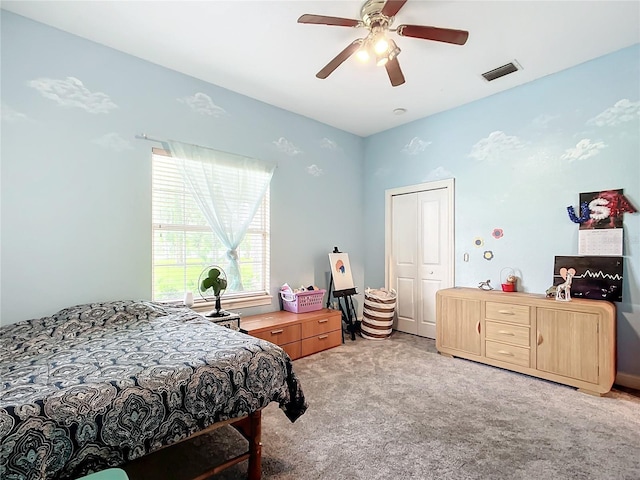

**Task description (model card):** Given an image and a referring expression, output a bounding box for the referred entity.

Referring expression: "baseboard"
[615,372,640,390]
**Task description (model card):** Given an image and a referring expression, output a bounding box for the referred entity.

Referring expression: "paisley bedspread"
[0,301,307,480]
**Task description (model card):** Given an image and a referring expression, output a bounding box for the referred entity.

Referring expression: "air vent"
[482,61,521,82]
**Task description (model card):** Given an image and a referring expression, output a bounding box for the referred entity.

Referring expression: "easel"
[326,247,359,341]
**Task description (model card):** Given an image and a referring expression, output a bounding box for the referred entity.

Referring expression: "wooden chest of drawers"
[436,287,616,395]
[240,309,342,360]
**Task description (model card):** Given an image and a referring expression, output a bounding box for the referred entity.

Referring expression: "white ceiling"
[3,1,639,137]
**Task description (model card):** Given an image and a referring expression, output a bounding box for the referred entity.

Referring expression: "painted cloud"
[1,104,28,122]
[92,132,133,153]
[320,137,339,150]
[587,99,640,127]
[402,136,431,155]
[273,137,302,156]
[177,92,226,117]
[28,76,117,113]
[423,166,453,182]
[560,139,607,162]
[469,131,525,162]
[307,164,324,177]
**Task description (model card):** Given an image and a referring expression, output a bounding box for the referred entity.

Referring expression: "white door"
[386,180,454,338]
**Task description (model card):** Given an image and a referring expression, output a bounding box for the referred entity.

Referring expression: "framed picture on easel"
[329,252,355,292]
[328,249,358,341]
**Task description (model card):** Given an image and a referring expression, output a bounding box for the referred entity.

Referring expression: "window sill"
[158,293,273,313]
[190,294,273,313]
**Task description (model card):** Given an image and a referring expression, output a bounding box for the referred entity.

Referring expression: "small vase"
[183,291,194,307]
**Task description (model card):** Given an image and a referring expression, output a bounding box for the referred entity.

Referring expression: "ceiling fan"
[298,0,469,87]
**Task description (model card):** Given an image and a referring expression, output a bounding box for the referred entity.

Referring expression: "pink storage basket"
[280,289,326,313]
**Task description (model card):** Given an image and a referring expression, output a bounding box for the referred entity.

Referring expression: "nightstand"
[204,311,241,331]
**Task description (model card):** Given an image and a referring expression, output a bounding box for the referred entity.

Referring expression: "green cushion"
[76,469,129,480]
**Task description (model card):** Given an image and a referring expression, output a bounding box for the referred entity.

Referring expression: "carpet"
[124,332,640,480]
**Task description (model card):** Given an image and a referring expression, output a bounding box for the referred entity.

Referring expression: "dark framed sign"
[553,256,623,302]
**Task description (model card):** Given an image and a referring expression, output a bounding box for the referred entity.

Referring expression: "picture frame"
[329,252,355,292]
[553,255,623,302]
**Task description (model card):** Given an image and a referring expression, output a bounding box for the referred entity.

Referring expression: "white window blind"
[152,149,270,302]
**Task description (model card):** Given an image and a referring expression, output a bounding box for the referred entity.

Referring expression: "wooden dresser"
[436,287,616,395]
[240,308,342,360]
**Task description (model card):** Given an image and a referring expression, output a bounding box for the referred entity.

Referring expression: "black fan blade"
[298,14,360,27]
[397,25,469,45]
[385,57,406,87]
[316,40,363,79]
[381,0,408,18]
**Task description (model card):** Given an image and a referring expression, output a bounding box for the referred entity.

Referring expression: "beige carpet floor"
[124,332,640,480]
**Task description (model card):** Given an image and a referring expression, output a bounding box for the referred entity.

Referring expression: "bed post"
[246,410,262,480]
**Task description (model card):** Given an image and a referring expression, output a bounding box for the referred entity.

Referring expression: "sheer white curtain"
[164,140,275,291]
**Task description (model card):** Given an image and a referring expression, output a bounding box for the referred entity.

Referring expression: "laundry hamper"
[361,288,397,340]
[280,289,326,313]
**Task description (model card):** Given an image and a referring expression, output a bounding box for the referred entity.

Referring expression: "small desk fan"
[198,265,229,317]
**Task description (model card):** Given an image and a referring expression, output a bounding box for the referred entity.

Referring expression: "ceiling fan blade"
[298,14,360,27]
[316,40,363,79]
[381,0,408,18]
[397,25,469,45]
[385,57,406,87]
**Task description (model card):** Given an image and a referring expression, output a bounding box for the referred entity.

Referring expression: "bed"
[0,300,307,480]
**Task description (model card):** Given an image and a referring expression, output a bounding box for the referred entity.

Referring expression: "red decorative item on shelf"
[501,282,516,292]
[500,268,518,292]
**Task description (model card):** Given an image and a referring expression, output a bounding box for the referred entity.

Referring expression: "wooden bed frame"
[170,409,263,480]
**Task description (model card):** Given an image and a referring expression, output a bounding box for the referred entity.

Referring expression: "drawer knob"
[318,319,328,324]
[318,334,329,340]
[270,329,284,335]
[497,350,514,356]
[497,309,514,315]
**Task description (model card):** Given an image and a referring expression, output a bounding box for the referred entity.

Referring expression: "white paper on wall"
[578,228,623,256]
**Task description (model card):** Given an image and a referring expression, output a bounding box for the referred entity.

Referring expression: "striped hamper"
[361,288,397,340]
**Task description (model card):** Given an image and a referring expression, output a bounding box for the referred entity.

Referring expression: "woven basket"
[361,288,397,340]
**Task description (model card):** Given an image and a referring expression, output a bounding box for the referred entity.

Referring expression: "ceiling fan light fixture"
[387,39,401,61]
[298,0,469,86]
[356,37,371,63]
[373,31,389,54]
[356,48,370,62]
[376,52,389,67]
[376,39,400,66]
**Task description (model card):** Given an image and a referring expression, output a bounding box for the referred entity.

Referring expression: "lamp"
[376,39,401,66]
[356,37,371,62]
[386,39,401,63]
[375,52,389,67]
[356,49,370,62]
[373,33,389,55]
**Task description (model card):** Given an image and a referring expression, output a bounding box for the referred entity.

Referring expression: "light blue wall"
[2,11,639,380]
[363,44,640,377]
[0,11,364,324]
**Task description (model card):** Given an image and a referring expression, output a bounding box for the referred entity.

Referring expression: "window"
[152,148,270,306]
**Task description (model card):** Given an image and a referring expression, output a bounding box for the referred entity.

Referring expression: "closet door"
[392,193,419,334]
[388,181,453,339]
